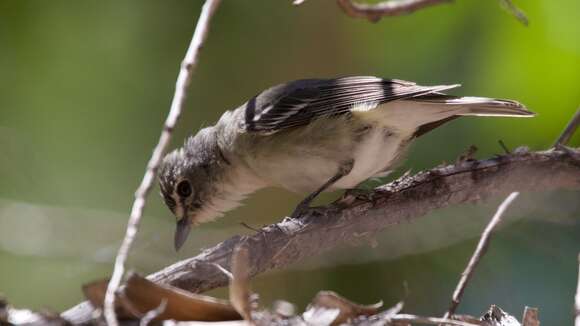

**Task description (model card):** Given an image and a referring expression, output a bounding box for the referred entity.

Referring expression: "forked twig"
[554,107,580,147]
[103,1,222,325]
[336,0,450,22]
[443,192,520,319]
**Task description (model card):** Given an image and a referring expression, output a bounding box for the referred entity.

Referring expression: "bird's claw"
[555,143,580,160]
[343,188,375,201]
[289,204,325,219]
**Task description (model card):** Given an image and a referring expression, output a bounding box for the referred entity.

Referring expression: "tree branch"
[63,148,580,324]
[443,192,519,319]
[336,0,450,22]
[149,149,580,292]
[103,1,221,325]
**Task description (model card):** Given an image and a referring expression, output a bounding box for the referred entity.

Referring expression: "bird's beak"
[174,217,192,251]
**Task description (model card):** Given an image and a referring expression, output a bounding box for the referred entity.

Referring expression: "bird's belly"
[333,127,404,189]
[250,155,340,193]
[273,127,406,192]
[242,119,409,193]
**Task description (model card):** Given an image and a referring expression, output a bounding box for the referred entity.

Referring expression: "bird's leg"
[290,160,354,218]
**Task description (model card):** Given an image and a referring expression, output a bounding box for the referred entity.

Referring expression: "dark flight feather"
[243,76,459,133]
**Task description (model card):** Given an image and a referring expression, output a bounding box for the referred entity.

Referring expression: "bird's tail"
[414,95,535,117]
[408,94,534,138]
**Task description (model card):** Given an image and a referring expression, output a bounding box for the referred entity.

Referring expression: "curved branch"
[149,148,580,290]
[336,0,450,22]
[63,148,580,324]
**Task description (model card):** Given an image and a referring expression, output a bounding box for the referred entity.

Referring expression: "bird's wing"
[243,76,459,133]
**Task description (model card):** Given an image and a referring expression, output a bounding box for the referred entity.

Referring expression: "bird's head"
[158,128,232,251]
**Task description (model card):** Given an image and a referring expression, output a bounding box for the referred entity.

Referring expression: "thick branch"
[63,148,580,324]
[336,0,450,22]
[149,149,580,291]
[103,1,221,325]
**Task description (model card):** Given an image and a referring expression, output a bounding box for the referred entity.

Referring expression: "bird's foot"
[342,188,375,201]
[555,143,580,160]
[289,203,326,219]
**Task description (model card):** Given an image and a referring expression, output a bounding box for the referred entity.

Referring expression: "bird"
[158,76,533,250]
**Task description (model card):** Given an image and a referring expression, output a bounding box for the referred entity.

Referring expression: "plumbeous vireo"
[158,76,533,250]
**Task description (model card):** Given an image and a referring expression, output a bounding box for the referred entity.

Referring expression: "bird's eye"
[176,180,192,197]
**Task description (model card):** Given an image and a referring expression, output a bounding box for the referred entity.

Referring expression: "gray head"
[159,127,228,250]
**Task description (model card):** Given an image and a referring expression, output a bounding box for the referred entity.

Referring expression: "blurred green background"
[1,0,579,324]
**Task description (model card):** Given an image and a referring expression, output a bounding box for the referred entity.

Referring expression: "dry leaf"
[521,307,539,326]
[273,300,295,318]
[303,306,340,326]
[83,278,135,319]
[481,305,520,326]
[230,245,253,322]
[83,273,241,322]
[310,291,383,325]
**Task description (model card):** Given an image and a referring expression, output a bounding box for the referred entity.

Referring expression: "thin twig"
[575,253,580,326]
[554,107,580,147]
[102,1,222,325]
[139,299,167,326]
[213,263,233,280]
[498,140,511,154]
[336,0,450,22]
[443,192,520,319]
[498,0,529,26]
[391,313,478,326]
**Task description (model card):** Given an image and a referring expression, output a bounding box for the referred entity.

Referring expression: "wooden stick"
[103,1,222,325]
[443,192,520,318]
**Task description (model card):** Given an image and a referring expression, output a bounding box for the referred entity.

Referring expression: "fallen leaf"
[273,300,295,318]
[310,291,383,325]
[230,245,253,322]
[83,273,241,322]
[521,307,539,326]
[303,306,340,326]
[481,305,520,326]
[83,278,134,319]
